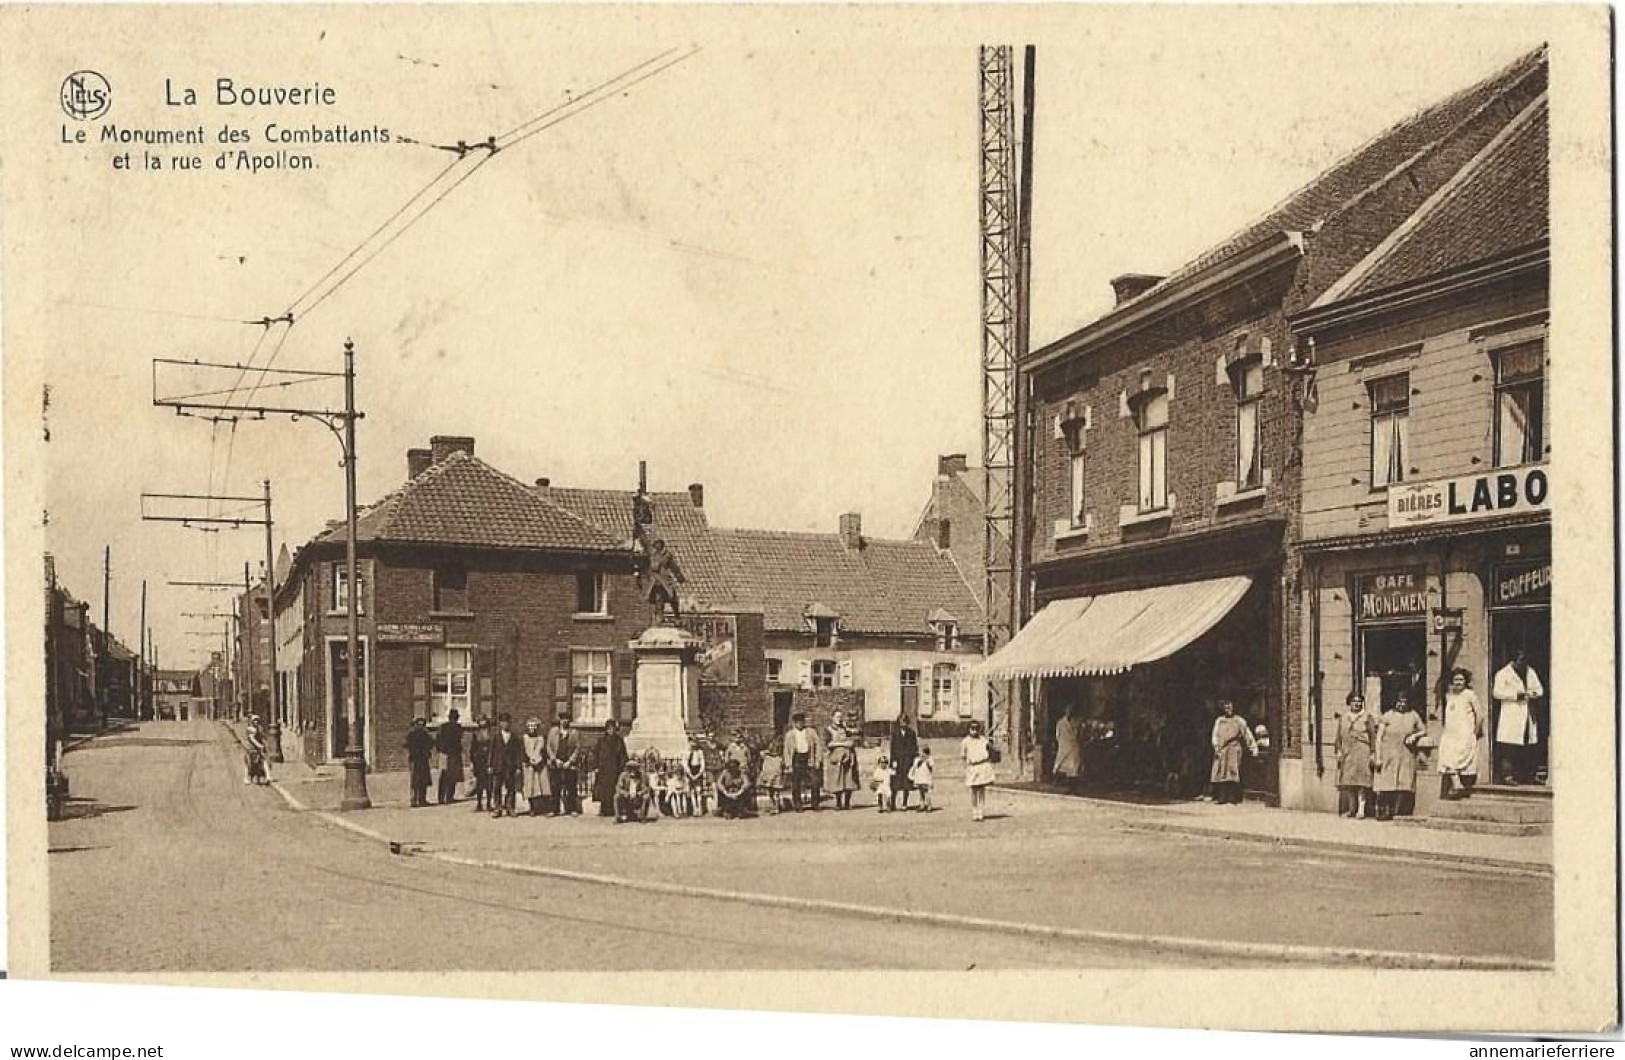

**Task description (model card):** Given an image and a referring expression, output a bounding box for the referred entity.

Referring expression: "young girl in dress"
[758,746,786,814]
[907,745,934,812]
[960,721,996,821]
[684,738,710,817]
[870,755,893,812]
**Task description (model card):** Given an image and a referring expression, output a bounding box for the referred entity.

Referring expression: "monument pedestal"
[627,625,702,760]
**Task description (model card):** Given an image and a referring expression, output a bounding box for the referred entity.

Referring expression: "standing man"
[782,712,815,812]
[547,711,583,816]
[435,708,465,805]
[404,717,434,808]
[467,716,493,812]
[888,713,919,812]
[593,718,629,816]
[488,714,523,818]
[1493,647,1545,785]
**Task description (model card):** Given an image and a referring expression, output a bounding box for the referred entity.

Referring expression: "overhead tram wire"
[240,46,701,392]
[166,43,702,498]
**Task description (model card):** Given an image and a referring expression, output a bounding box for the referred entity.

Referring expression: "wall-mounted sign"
[1388,464,1549,528]
[376,623,444,645]
[1492,560,1551,607]
[1356,568,1428,621]
[1431,608,1465,634]
[678,613,739,686]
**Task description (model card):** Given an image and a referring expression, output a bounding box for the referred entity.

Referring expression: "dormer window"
[814,616,837,648]
[805,603,840,647]
[935,621,959,651]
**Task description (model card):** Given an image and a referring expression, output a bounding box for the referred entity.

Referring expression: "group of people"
[401,707,1002,823]
[1052,697,1266,805]
[404,709,588,816]
[1336,651,1548,819]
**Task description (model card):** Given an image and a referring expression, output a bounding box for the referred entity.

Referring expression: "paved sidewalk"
[243,721,1549,873]
[230,722,1551,968]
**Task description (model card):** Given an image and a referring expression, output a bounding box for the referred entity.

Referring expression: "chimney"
[1110,273,1165,306]
[688,483,705,508]
[407,448,433,479]
[838,512,863,550]
[937,453,968,477]
[935,518,951,551]
[429,435,475,464]
[534,477,551,492]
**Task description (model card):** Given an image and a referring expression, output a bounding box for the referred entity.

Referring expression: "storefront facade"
[1287,203,1549,813]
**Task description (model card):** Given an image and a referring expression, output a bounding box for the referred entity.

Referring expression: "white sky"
[9,6,1553,666]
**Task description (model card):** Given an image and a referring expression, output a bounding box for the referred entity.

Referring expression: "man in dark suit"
[487,713,524,818]
[435,708,465,805]
[889,713,920,811]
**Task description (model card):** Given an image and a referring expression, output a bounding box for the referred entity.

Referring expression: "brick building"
[1286,84,1548,818]
[983,47,1546,803]
[273,436,649,771]
[912,453,1009,631]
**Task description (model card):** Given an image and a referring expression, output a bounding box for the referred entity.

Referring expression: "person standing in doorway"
[1493,648,1545,785]
[1373,692,1425,819]
[468,716,493,812]
[888,713,919,812]
[404,717,434,808]
[1437,668,1485,799]
[1209,700,1256,805]
[1053,704,1085,791]
[960,720,996,821]
[1334,692,1376,818]
[435,708,465,805]
[593,718,629,817]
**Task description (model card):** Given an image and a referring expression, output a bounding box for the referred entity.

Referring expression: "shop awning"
[972,575,1253,679]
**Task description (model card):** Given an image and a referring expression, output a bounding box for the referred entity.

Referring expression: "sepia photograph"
[1,1,1615,1042]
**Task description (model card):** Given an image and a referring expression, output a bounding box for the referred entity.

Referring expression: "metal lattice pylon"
[979,45,1016,661]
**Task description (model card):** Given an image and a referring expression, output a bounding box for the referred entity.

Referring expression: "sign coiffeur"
[1388,464,1549,528]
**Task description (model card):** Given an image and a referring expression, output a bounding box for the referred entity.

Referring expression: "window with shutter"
[614,651,637,722]
[796,659,812,689]
[837,659,854,689]
[410,647,430,721]
[551,648,571,716]
[475,646,496,721]
[957,670,974,718]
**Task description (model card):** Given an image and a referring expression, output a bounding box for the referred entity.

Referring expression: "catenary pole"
[263,479,283,761]
[339,339,371,810]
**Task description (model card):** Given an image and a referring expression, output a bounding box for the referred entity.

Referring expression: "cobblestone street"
[49,721,1552,972]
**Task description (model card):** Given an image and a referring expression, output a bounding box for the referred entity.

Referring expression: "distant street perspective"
[50,719,1551,971]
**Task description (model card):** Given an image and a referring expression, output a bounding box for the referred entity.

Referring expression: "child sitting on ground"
[908,745,934,812]
[667,766,691,817]
[871,755,893,812]
[715,759,751,819]
[757,746,786,814]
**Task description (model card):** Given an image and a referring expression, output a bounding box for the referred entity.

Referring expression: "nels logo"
[60,70,111,121]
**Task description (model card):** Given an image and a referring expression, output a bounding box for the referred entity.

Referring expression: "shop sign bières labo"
[1388,464,1549,528]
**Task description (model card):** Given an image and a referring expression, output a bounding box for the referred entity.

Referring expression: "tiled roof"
[709,528,985,636]
[545,487,735,607]
[1349,100,1548,296]
[315,453,624,553]
[1049,46,1547,343]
